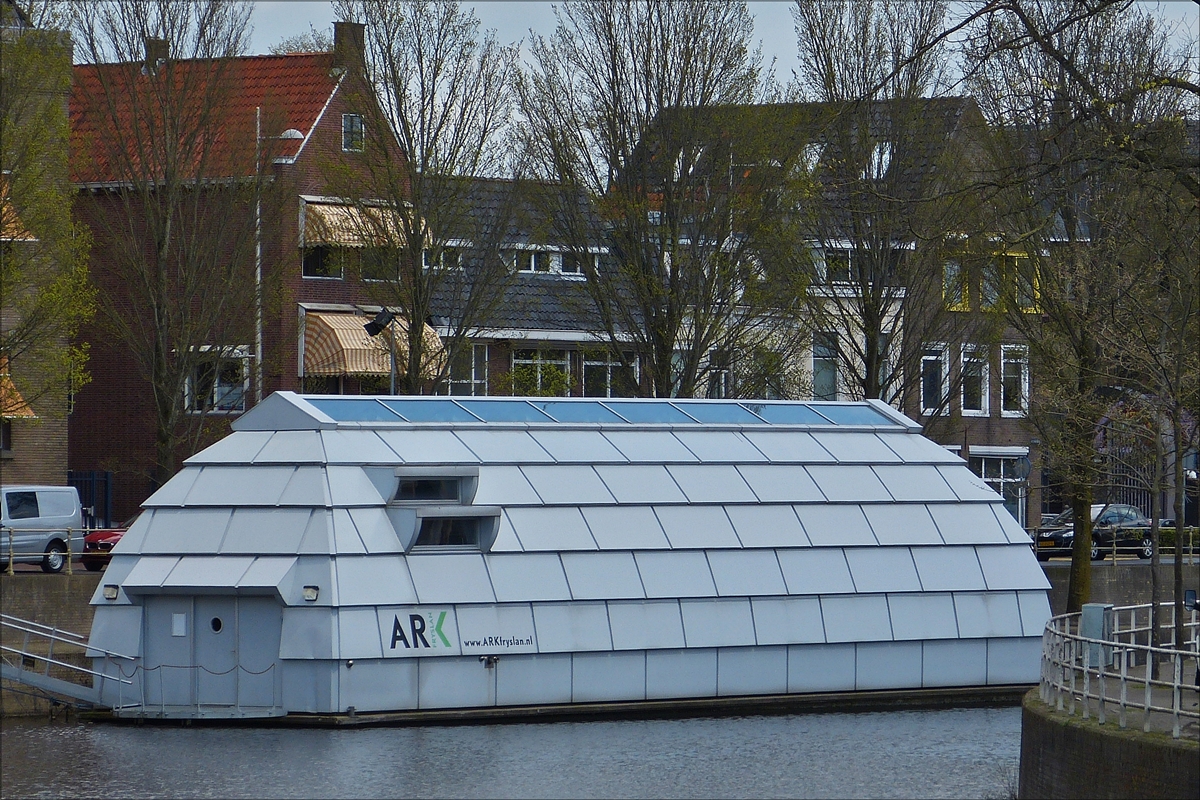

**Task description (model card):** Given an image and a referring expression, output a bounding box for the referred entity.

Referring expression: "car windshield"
[1048,509,1074,526]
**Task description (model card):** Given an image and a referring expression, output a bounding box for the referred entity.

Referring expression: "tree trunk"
[1066,487,1093,613]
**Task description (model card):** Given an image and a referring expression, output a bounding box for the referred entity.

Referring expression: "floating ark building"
[87,393,1051,719]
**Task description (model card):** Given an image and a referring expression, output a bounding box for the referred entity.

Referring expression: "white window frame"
[511,348,571,395]
[185,346,250,415]
[1000,344,1029,417]
[441,344,489,397]
[968,450,1029,527]
[582,351,638,398]
[920,343,949,416]
[811,331,839,401]
[961,344,990,417]
[505,247,589,280]
[341,113,364,152]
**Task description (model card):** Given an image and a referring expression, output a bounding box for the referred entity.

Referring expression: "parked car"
[0,486,85,573]
[81,515,137,571]
[1034,504,1154,562]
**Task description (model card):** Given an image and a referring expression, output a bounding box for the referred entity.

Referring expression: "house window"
[362,247,399,282]
[395,478,461,503]
[970,455,1027,526]
[442,344,488,396]
[511,349,570,396]
[303,246,346,279]
[821,248,853,284]
[423,247,462,271]
[705,351,731,399]
[582,351,637,398]
[561,252,594,275]
[961,345,989,416]
[342,113,364,152]
[186,348,249,413]
[921,344,949,415]
[943,259,967,310]
[413,517,481,548]
[1001,345,1029,416]
[812,332,838,401]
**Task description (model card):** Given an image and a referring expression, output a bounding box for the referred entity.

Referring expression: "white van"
[0,486,84,573]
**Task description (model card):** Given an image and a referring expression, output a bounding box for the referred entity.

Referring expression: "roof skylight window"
[380,399,480,422]
[457,399,554,423]
[307,397,403,421]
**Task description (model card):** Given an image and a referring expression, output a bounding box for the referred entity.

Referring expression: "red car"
[81,516,137,571]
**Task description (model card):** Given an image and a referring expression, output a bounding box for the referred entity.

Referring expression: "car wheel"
[1090,544,1102,561]
[1036,553,1050,562]
[1140,538,1154,559]
[83,561,104,572]
[41,541,67,573]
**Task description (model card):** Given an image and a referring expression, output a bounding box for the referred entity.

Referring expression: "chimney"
[144,37,168,72]
[333,21,364,72]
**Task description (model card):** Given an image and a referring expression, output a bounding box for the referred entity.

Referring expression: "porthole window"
[210,617,223,633]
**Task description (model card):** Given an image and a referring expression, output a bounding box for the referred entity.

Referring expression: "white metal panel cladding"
[871,465,959,502]
[820,594,893,643]
[162,556,254,589]
[635,551,717,598]
[496,654,572,706]
[572,651,646,702]
[736,465,825,503]
[335,556,418,606]
[331,508,367,554]
[326,466,385,506]
[221,508,310,554]
[508,507,597,551]
[581,506,671,550]
[183,430,272,465]
[254,430,325,464]
[347,507,404,552]
[593,465,688,504]
[776,548,855,594]
[665,465,757,503]
[671,431,766,463]
[862,504,943,546]
[810,431,902,464]
[724,505,810,549]
[297,509,334,554]
[856,641,922,690]
[491,515,522,552]
[279,466,332,507]
[845,548,923,593]
[375,429,480,463]
[407,554,496,605]
[521,465,615,505]
[986,637,1041,684]
[601,430,699,463]
[923,639,988,687]
[679,599,755,648]
[805,465,892,503]
[992,504,1038,544]
[608,600,686,650]
[936,466,1000,501]
[752,597,825,645]
[788,643,855,692]
[140,508,231,554]
[929,503,1008,545]
[654,505,742,549]
[473,466,542,506]
[741,431,835,463]
[485,553,572,603]
[718,646,787,696]
[794,504,877,546]
[910,547,987,592]
[529,430,628,463]
[455,430,553,463]
[874,432,964,464]
[646,649,717,699]
[143,467,201,506]
[456,605,538,655]
[975,545,1052,591]
[706,550,787,596]
[952,592,1024,638]
[320,430,398,464]
[185,466,295,506]
[531,601,613,652]
[888,594,959,640]
[561,552,645,599]
[1017,591,1052,637]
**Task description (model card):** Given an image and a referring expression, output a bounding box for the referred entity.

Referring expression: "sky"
[249,1,1199,90]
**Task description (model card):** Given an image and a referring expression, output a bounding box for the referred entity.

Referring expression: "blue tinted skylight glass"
[306,398,404,422]
[671,402,767,424]
[457,399,554,422]
[604,401,695,424]
[379,399,481,422]
[810,404,896,426]
[533,401,626,423]
[752,404,835,425]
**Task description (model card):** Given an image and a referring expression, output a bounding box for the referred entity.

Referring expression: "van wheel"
[41,541,66,573]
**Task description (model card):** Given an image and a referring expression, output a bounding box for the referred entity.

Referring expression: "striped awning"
[303,312,446,378]
[303,202,408,247]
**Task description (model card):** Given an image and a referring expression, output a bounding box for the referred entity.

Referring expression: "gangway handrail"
[1,645,132,684]
[1,614,135,661]
[0,613,88,641]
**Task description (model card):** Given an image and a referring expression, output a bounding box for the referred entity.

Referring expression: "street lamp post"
[364,309,397,395]
[254,106,304,404]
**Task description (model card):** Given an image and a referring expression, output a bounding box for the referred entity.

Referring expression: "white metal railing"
[1039,602,1200,738]
[0,613,134,696]
[102,659,283,718]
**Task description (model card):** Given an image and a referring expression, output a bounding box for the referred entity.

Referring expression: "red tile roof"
[71,52,340,184]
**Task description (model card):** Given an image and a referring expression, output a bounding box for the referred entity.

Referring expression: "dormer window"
[414,517,482,547]
[505,248,589,279]
[387,466,498,551]
[342,114,364,152]
[396,477,460,503]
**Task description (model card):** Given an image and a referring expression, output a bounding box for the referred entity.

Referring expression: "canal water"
[1,707,1019,798]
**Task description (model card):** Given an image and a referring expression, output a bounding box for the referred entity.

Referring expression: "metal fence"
[1039,602,1200,738]
[1,526,82,575]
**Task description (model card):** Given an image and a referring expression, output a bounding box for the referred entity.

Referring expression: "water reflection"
[1,707,1019,799]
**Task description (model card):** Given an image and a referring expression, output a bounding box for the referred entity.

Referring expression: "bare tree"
[330,0,517,395]
[269,24,332,55]
[963,0,1196,613]
[1,12,93,416]
[69,0,270,489]
[516,0,810,398]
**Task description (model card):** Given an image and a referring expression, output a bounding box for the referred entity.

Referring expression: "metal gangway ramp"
[1,613,132,707]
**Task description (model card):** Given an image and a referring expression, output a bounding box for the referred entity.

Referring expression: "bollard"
[66,527,73,576]
[5,526,13,575]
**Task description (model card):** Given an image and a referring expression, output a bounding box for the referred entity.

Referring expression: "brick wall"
[1019,691,1199,799]
[0,415,67,485]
